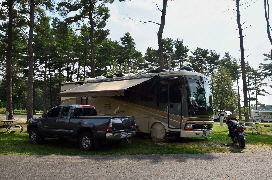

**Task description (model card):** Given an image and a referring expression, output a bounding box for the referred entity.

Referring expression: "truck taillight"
[107,121,112,131]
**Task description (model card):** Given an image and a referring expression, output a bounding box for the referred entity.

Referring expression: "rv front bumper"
[180,129,213,138]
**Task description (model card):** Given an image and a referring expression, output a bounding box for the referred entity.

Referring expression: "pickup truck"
[27,105,136,151]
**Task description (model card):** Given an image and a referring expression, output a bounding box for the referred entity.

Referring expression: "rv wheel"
[150,122,166,141]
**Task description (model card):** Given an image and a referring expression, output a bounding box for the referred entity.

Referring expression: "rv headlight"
[184,123,195,130]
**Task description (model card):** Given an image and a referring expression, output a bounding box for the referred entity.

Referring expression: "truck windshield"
[186,75,212,107]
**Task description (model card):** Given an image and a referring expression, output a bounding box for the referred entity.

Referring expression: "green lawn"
[1,123,271,155]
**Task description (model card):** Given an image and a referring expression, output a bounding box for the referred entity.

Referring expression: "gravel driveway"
[1,153,272,180]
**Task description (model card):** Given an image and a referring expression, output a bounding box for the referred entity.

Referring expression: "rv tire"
[150,122,166,141]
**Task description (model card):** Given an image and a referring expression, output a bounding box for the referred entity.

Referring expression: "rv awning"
[59,77,153,97]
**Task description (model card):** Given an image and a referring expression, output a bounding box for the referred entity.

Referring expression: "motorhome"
[250,109,272,122]
[250,110,261,122]
[59,70,214,139]
[259,110,272,122]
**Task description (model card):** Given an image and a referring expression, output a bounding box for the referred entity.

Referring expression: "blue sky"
[105,0,271,105]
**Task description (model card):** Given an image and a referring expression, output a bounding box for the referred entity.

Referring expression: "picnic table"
[243,122,272,134]
[0,120,23,133]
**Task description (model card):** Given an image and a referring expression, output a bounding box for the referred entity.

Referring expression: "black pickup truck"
[27,105,136,151]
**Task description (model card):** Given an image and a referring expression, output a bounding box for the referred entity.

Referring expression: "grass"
[0,109,43,115]
[0,123,272,155]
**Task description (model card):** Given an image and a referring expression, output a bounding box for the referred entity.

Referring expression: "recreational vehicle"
[250,110,261,122]
[259,110,272,122]
[250,109,272,122]
[59,70,214,139]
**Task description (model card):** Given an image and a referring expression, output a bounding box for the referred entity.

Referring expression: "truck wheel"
[29,128,44,144]
[79,132,94,151]
[150,122,166,141]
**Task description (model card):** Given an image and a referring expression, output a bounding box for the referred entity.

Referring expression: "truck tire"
[79,132,94,151]
[150,122,166,141]
[29,128,44,144]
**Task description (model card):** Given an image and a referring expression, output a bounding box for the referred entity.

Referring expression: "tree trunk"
[6,0,14,120]
[27,0,35,120]
[89,0,95,78]
[264,0,272,55]
[43,60,47,113]
[237,79,242,120]
[158,0,167,69]
[236,0,249,122]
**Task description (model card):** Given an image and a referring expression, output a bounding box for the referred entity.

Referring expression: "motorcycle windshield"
[186,75,213,118]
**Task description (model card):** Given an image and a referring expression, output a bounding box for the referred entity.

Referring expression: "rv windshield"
[186,75,212,107]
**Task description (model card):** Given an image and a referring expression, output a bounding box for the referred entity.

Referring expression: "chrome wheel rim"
[30,132,37,142]
[81,136,91,149]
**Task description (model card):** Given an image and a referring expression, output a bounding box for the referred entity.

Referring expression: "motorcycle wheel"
[237,134,245,148]
[231,137,237,143]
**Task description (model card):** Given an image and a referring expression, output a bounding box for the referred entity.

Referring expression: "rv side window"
[159,83,168,103]
[169,83,182,103]
[141,86,154,101]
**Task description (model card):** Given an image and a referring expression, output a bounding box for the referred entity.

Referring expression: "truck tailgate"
[111,116,136,131]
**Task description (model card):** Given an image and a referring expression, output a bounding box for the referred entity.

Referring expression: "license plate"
[121,132,127,138]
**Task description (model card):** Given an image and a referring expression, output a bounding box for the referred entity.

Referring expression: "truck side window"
[73,108,83,118]
[83,108,97,116]
[61,107,70,117]
[47,107,61,117]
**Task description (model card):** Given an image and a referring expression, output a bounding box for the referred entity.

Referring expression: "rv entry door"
[159,79,183,129]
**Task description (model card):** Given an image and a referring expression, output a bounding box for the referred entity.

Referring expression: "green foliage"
[116,32,143,74]
[144,47,159,70]
[211,67,238,111]
[0,109,42,115]
[57,0,112,78]
[260,53,272,79]
[234,107,249,118]
[144,38,189,71]
[218,52,240,80]
[173,39,189,66]
[246,67,269,107]
[189,47,209,73]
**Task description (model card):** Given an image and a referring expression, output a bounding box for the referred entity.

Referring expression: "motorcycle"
[226,116,246,148]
